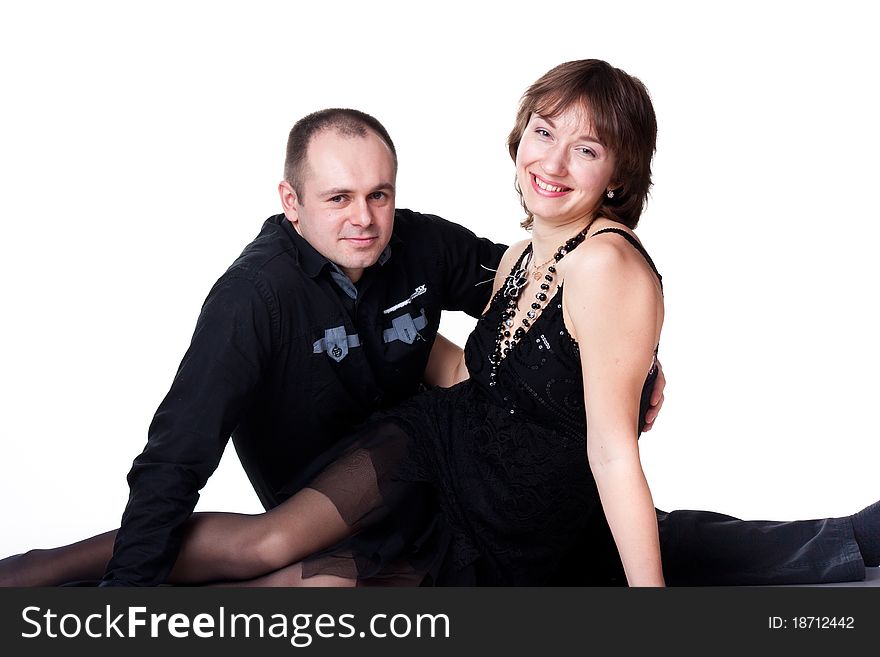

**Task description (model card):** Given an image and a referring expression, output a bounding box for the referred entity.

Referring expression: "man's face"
[282,129,396,282]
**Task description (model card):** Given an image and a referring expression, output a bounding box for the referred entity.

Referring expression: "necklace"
[529,253,558,281]
[488,223,593,387]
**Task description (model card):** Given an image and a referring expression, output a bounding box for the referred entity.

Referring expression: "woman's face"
[515,106,616,227]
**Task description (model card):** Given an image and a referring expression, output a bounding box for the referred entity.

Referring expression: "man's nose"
[349,199,373,227]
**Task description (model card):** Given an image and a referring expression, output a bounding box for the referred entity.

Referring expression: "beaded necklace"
[488,223,593,388]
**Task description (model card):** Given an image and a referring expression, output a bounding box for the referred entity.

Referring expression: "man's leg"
[657,508,866,585]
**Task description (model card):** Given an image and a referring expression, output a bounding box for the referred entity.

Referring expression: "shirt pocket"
[379,304,438,384]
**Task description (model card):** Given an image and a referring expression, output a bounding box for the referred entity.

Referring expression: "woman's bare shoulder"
[567,225,657,288]
[563,228,662,317]
[562,225,664,348]
[498,238,532,272]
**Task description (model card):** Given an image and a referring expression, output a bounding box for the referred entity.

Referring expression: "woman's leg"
[0,487,352,587]
[171,426,417,586]
[0,529,116,587]
[167,487,351,584]
[207,561,356,588]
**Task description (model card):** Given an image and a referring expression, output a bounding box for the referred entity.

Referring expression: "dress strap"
[589,227,663,290]
[512,243,533,271]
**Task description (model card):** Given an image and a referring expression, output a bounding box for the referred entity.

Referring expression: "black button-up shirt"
[103,209,506,586]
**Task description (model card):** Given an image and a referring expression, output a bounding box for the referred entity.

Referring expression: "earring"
[606,189,615,199]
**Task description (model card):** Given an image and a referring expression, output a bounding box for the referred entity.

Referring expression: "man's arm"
[418,212,507,317]
[641,359,665,432]
[101,275,275,586]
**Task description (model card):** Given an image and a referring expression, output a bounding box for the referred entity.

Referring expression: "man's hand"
[641,359,665,432]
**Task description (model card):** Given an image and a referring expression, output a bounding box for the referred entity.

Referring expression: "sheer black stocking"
[0,487,353,587]
[208,561,356,587]
[0,530,116,587]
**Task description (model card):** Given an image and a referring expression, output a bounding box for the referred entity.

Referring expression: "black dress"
[303,227,662,585]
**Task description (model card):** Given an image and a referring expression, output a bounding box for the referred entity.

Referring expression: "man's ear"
[278,181,299,226]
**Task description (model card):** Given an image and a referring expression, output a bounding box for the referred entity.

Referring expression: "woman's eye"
[535,128,551,138]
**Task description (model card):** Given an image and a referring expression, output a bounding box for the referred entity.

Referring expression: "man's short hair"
[284,108,398,199]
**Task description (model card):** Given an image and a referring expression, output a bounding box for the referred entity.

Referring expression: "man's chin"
[340,253,382,272]
[343,243,386,263]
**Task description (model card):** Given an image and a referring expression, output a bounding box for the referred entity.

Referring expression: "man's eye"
[329,195,345,203]
[370,192,386,200]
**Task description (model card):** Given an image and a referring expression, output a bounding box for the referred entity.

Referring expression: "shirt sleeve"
[100,273,276,586]
[424,214,508,317]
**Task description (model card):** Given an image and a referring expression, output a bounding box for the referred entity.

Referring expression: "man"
[100,109,516,585]
[2,108,873,587]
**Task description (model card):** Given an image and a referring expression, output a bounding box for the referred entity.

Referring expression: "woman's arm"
[564,236,665,587]
[424,333,468,388]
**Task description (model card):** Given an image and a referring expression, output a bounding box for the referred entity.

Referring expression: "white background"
[1,1,877,558]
